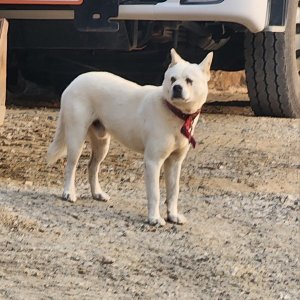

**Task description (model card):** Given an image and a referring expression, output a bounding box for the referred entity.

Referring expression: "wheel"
[244,0,300,118]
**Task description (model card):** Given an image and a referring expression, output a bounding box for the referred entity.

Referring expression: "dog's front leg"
[144,158,166,226]
[164,150,188,224]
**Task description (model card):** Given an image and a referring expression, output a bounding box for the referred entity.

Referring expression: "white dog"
[47,49,213,226]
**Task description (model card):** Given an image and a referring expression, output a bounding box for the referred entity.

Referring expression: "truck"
[0,0,299,125]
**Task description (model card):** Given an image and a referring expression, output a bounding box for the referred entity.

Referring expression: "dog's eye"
[186,78,193,85]
[171,76,176,84]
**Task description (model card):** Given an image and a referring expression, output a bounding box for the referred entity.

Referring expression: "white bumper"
[0,0,271,33]
[118,0,270,33]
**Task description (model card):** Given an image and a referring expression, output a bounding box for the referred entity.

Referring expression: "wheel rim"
[296,1,300,75]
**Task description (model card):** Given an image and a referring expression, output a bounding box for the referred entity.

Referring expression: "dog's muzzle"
[172,84,183,99]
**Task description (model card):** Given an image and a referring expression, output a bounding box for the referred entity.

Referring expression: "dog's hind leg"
[62,122,88,202]
[88,121,111,201]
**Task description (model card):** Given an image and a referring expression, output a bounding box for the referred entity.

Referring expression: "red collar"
[165,100,200,148]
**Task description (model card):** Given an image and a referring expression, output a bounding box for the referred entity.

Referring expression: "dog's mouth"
[171,96,190,102]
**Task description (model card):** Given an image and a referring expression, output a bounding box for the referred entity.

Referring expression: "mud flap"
[0,19,8,125]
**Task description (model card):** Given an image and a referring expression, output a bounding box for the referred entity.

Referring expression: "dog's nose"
[172,84,183,99]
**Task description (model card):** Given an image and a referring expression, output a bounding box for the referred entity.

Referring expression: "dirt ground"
[0,102,299,299]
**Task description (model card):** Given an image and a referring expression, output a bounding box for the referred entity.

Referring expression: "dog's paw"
[92,192,110,202]
[148,216,166,226]
[62,192,77,203]
[167,213,187,225]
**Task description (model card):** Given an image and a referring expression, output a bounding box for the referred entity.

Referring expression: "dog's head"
[163,49,213,112]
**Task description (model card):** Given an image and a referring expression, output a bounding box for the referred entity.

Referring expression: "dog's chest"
[172,114,199,148]
[174,126,193,148]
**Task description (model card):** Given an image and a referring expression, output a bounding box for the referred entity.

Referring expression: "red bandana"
[165,100,201,148]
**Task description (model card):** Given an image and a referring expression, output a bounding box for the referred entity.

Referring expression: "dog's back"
[48,72,161,162]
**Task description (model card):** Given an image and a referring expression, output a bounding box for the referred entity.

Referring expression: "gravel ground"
[0,106,299,300]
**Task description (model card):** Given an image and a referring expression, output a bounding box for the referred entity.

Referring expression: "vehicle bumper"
[119,0,269,33]
[0,0,273,33]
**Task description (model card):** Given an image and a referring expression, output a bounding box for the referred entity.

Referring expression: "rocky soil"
[0,105,299,299]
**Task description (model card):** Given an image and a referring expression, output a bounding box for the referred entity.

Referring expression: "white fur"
[47,49,213,226]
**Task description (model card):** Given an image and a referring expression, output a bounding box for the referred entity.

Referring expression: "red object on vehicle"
[0,0,83,5]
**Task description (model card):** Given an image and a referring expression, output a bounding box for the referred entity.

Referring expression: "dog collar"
[164,100,200,148]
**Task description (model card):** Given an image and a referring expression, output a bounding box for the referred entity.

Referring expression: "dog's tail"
[47,113,67,164]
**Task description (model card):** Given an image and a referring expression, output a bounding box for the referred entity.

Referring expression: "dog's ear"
[199,52,214,80]
[169,48,184,68]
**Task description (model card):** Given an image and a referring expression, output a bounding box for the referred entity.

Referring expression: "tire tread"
[244,0,300,118]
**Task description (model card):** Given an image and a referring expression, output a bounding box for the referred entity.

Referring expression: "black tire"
[244,0,300,118]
